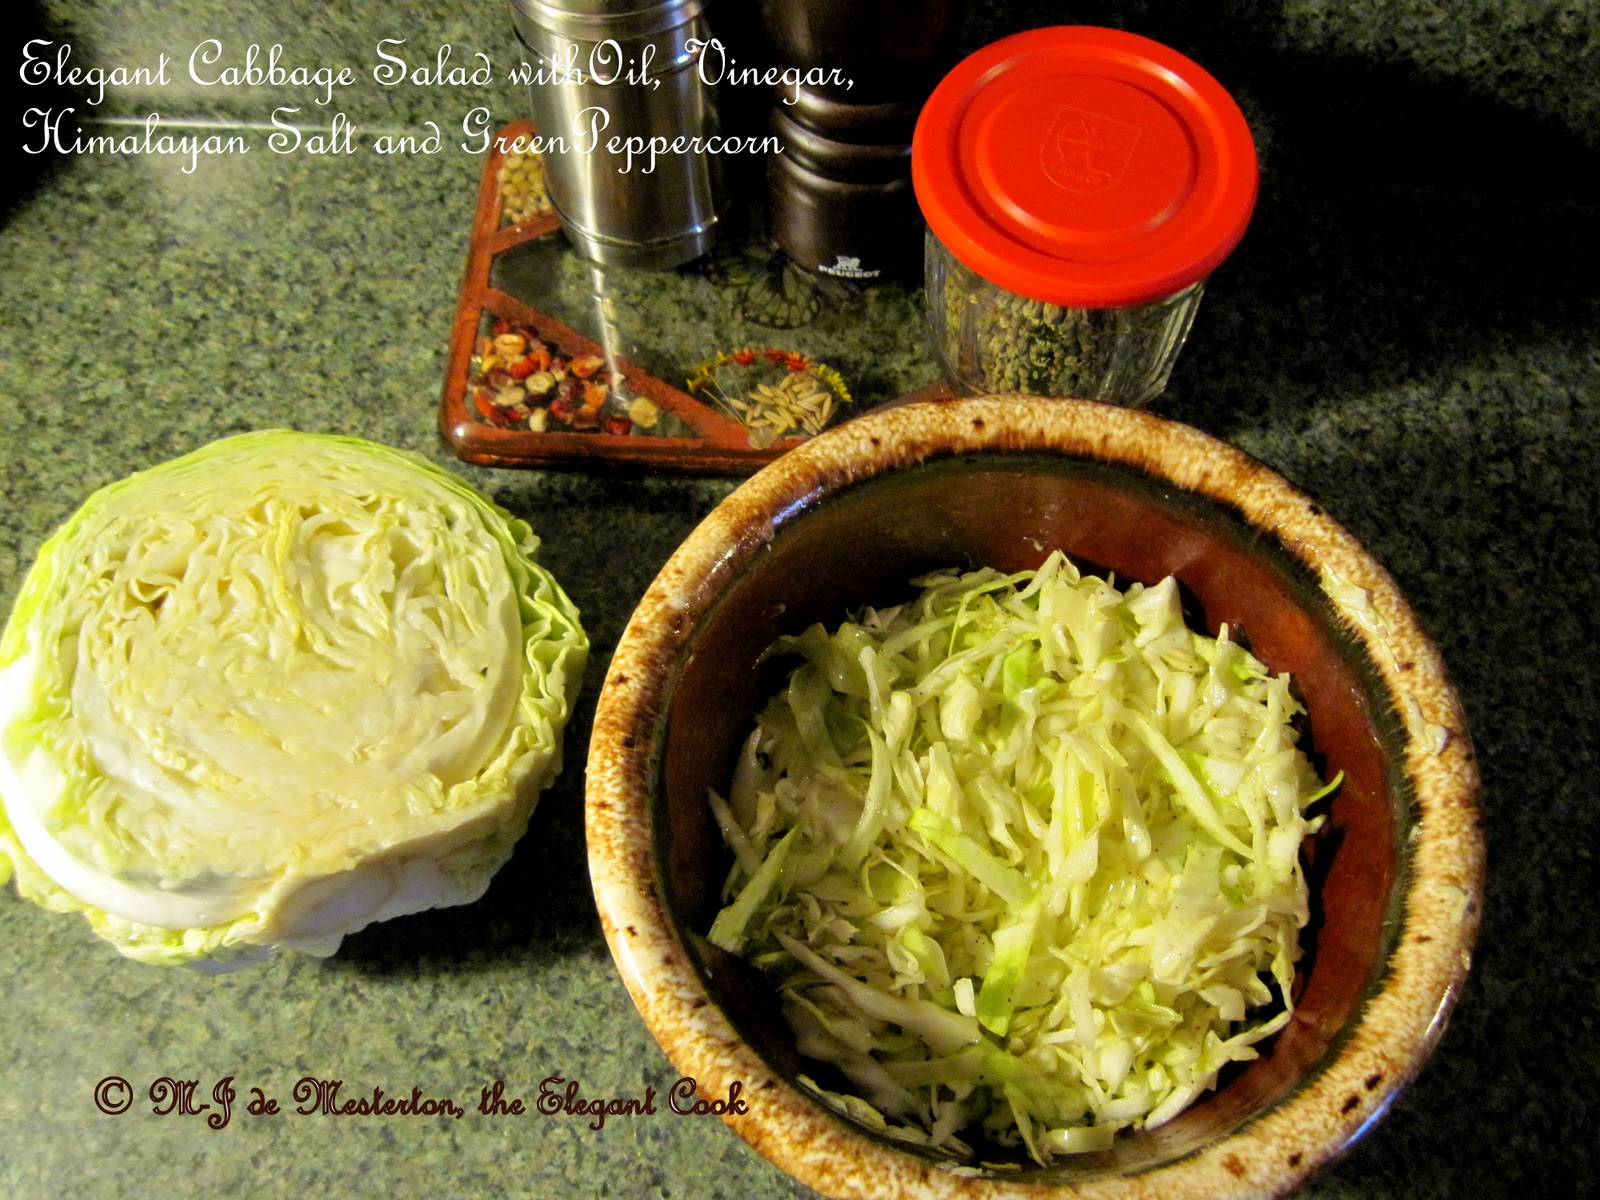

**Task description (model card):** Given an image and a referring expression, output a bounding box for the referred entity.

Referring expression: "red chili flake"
[473,389,515,428]
[732,348,756,366]
[528,346,552,372]
[603,415,632,436]
[506,357,536,380]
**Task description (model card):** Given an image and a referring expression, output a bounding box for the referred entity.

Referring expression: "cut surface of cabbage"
[0,431,588,966]
[707,553,1332,1162]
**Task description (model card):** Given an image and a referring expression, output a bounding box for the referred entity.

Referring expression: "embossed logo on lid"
[1041,104,1142,194]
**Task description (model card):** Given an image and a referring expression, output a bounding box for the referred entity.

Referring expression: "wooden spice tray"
[440,122,821,474]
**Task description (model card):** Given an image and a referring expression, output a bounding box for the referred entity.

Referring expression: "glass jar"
[912,27,1258,406]
[927,238,1207,403]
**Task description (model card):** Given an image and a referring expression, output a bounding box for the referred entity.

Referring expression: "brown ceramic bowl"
[585,397,1483,1199]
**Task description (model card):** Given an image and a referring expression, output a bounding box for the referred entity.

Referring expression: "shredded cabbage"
[707,552,1332,1161]
[0,431,588,966]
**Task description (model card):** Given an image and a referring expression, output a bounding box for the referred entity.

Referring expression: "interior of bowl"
[651,450,1410,1181]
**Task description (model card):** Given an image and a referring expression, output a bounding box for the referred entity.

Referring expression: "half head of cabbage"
[0,431,588,966]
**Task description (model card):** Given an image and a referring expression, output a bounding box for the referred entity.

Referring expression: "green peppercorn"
[930,245,1207,402]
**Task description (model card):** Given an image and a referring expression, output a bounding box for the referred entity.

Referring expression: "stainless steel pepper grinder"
[506,0,727,268]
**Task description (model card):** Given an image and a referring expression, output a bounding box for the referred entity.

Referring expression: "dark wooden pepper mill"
[761,0,965,283]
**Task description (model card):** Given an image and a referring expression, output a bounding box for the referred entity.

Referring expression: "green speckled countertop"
[2,2,1595,1197]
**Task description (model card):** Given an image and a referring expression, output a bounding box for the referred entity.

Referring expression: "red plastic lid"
[912,26,1258,309]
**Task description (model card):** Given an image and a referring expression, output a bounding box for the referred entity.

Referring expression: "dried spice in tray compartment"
[687,348,852,449]
[468,316,693,439]
[498,148,554,227]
